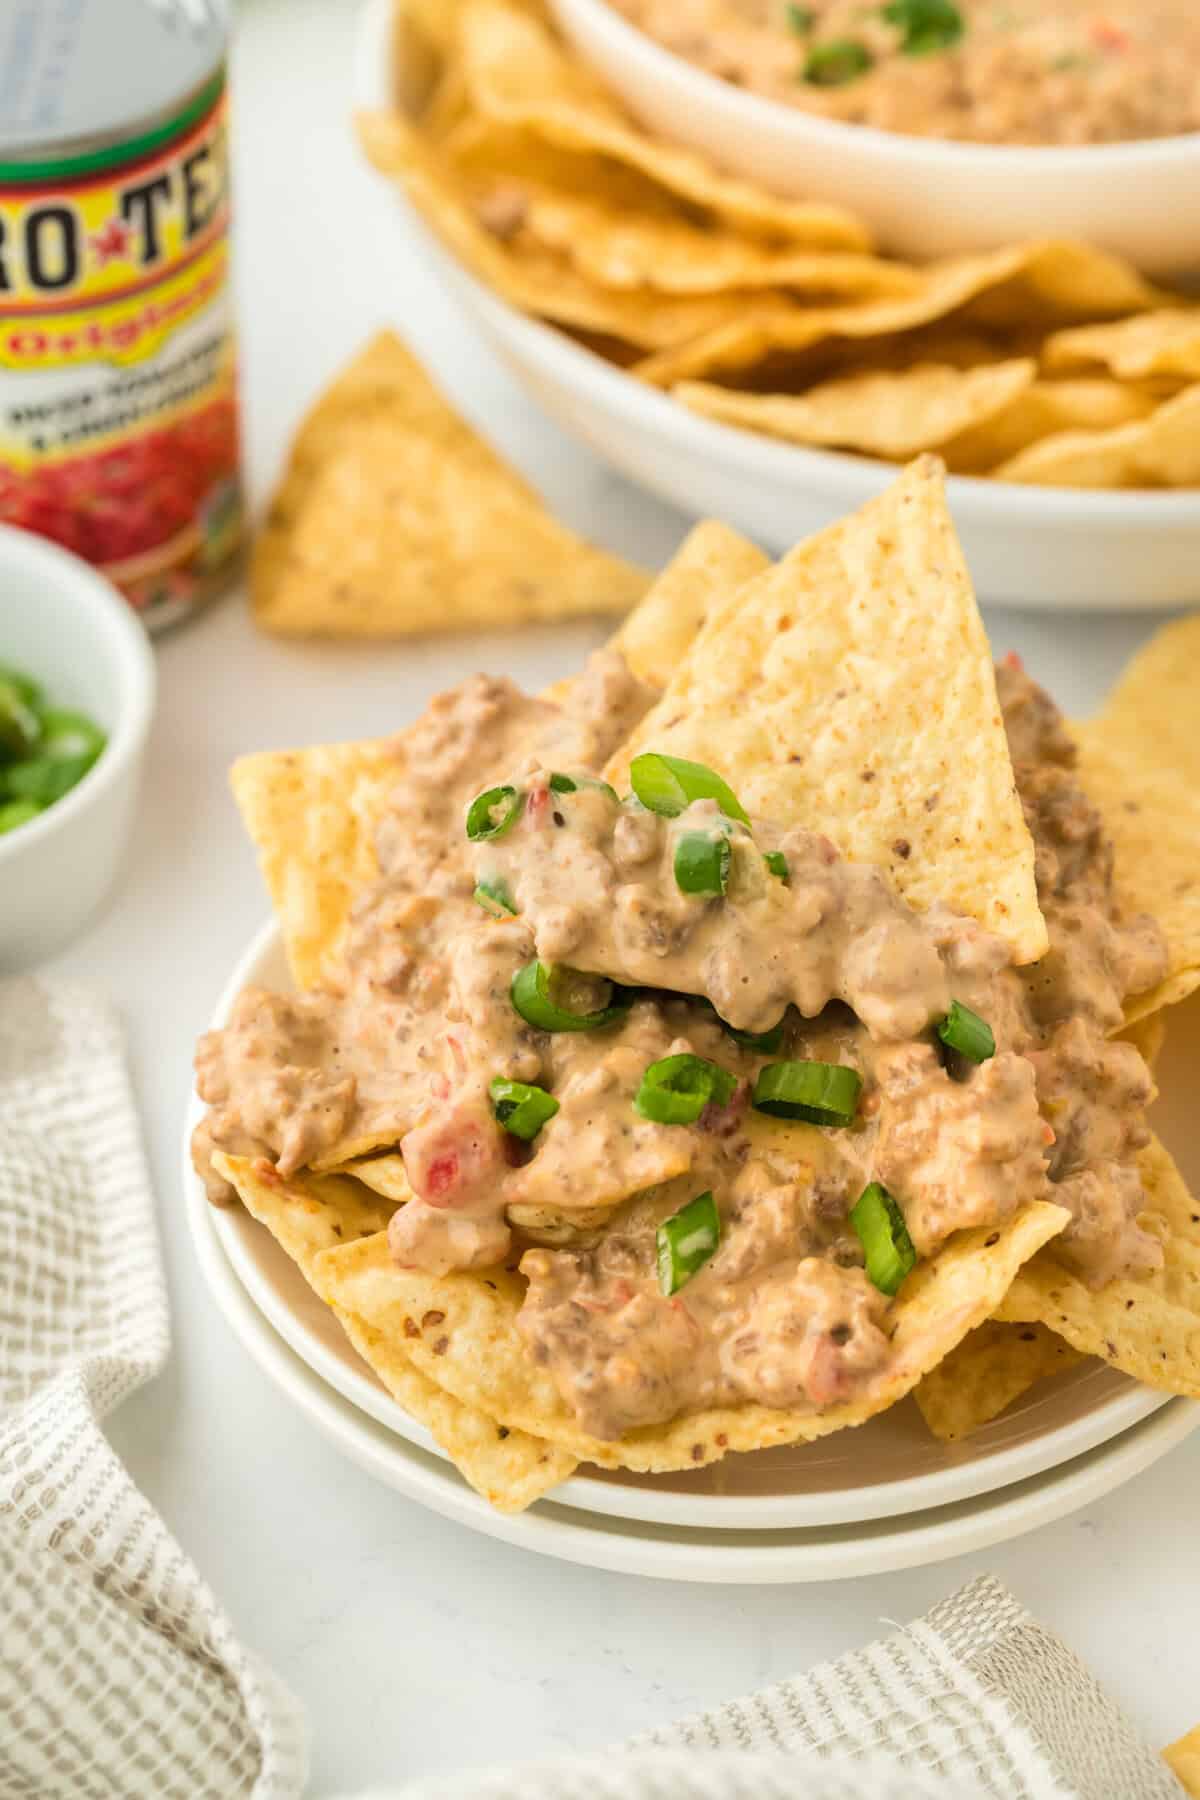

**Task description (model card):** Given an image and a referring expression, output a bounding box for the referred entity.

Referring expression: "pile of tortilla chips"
[214,452,1200,1511]
[354,0,1200,491]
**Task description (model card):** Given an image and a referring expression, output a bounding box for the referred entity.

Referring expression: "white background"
[48,0,1200,1791]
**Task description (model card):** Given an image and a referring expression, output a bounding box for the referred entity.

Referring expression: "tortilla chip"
[995,383,1200,487]
[464,178,915,299]
[609,458,1047,963]
[914,1320,1083,1442]
[1086,612,1200,793]
[634,241,1162,389]
[252,329,648,637]
[675,360,1036,460]
[214,1153,577,1509]
[1073,731,1200,1025]
[313,1198,1066,1470]
[612,520,769,686]
[235,517,762,985]
[319,1153,413,1201]
[1120,1009,1167,1072]
[231,738,402,990]
[1044,308,1200,382]
[454,0,868,250]
[942,379,1158,476]
[997,1135,1200,1399]
[1164,1726,1200,1798]
[358,111,766,352]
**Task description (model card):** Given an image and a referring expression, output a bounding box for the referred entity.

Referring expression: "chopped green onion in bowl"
[0,666,106,836]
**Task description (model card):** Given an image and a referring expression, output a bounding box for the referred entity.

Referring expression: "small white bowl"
[549,0,1200,278]
[0,527,156,969]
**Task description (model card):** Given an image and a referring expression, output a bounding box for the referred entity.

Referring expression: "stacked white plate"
[183,923,1200,1582]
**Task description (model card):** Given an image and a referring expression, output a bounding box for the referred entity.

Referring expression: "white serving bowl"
[0,528,156,969]
[549,0,1200,278]
[358,0,1200,610]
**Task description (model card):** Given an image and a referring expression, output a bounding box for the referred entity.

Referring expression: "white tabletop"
[50,1,1200,1791]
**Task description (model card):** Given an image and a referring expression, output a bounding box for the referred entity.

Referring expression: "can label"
[0,79,241,629]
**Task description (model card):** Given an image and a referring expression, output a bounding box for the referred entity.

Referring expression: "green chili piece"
[656,1190,721,1296]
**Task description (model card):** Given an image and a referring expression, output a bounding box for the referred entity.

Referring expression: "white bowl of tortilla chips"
[355,0,1200,611]
[550,0,1200,276]
[194,455,1200,1523]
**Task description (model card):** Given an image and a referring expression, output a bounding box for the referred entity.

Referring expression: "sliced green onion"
[0,665,43,709]
[0,797,42,834]
[786,4,816,32]
[0,680,42,762]
[937,1001,995,1064]
[764,850,789,883]
[465,784,523,841]
[656,1190,720,1295]
[490,1077,559,1140]
[635,1053,736,1125]
[511,960,633,1033]
[629,752,749,826]
[474,878,517,918]
[752,1060,862,1127]
[36,708,106,764]
[802,38,873,84]
[547,771,619,802]
[882,0,963,55]
[5,752,96,806]
[850,1182,916,1296]
[674,829,731,897]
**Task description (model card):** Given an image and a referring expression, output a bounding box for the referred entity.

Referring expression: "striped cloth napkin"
[0,973,1193,1800]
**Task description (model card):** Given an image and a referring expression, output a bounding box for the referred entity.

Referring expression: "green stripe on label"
[0,70,225,185]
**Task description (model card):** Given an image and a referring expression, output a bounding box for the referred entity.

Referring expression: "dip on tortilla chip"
[194,450,1200,1510]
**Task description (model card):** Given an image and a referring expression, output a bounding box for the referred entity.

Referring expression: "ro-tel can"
[0,0,241,631]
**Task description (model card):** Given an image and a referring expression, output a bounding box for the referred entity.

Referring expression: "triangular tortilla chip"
[675,360,1036,460]
[1073,731,1200,1024]
[994,383,1200,487]
[252,330,648,637]
[997,1135,1200,1399]
[358,112,761,351]
[215,1153,577,1510]
[608,458,1047,963]
[230,737,403,991]
[634,241,1163,388]
[234,524,766,987]
[1044,308,1200,382]
[312,1199,1066,1471]
[914,1321,1083,1443]
[454,0,868,250]
[1086,611,1200,792]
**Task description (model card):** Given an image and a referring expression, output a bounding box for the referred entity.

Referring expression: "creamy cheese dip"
[194,653,1167,1441]
[609,1,1200,146]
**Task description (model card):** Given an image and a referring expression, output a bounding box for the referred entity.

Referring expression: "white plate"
[355,0,1200,612]
[187,1152,1200,1582]
[185,919,1186,1535]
